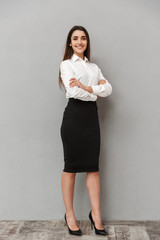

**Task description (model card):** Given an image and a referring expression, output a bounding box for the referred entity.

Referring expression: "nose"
[77,39,82,44]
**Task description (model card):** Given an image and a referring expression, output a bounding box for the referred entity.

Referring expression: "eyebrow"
[72,36,86,37]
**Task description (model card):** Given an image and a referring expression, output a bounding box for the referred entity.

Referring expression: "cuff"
[92,95,97,101]
[92,85,106,95]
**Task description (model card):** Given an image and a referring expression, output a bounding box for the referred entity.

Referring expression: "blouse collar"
[71,53,89,62]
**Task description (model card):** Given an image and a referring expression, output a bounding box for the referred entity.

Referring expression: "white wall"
[0,0,160,220]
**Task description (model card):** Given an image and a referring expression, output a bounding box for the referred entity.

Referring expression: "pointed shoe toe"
[64,213,82,236]
[88,210,108,236]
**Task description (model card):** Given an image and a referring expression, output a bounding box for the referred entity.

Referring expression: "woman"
[59,25,112,236]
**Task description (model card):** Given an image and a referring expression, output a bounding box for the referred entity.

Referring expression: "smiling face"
[70,30,87,59]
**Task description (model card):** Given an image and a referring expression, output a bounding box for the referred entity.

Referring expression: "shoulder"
[60,59,72,71]
[89,62,100,72]
[89,61,99,69]
[60,59,70,68]
[60,59,74,72]
[91,62,103,73]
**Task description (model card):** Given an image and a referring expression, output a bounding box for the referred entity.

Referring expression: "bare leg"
[61,171,80,230]
[86,171,104,229]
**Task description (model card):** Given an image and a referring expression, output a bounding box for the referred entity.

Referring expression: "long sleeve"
[60,61,97,101]
[92,66,112,97]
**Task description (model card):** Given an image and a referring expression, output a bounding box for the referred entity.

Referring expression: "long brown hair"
[58,25,91,90]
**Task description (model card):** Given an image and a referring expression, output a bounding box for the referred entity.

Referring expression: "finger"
[69,80,76,83]
[69,80,75,85]
[70,81,78,86]
[70,82,75,86]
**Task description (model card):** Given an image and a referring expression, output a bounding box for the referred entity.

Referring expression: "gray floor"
[0,220,160,240]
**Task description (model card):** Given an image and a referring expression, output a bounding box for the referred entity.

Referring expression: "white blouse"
[60,53,112,101]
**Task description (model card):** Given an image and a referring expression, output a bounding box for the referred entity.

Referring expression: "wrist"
[80,83,87,91]
[80,84,93,93]
[79,82,84,88]
[84,85,93,93]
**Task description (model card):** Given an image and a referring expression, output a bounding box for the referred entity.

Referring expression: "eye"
[72,37,86,40]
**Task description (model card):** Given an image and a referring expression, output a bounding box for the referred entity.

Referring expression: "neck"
[74,52,84,60]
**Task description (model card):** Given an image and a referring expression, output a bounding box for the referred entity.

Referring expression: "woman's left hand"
[69,78,83,88]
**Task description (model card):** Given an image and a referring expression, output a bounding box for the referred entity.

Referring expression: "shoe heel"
[88,210,108,236]
[91,222,93,229]
[64,213,82,236]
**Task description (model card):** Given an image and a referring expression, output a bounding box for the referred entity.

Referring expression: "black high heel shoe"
[64,213,82,236]
[89,210,108,235]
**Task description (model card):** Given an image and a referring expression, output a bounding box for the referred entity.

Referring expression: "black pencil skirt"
[60,98,100,173]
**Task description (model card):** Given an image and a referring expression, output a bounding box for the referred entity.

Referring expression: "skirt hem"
[63,168,99,173]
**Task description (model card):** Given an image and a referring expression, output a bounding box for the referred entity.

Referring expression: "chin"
[75,50,85,54]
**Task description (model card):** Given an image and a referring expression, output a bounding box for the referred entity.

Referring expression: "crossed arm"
[60,61,112,101]
[69,78,111,98]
